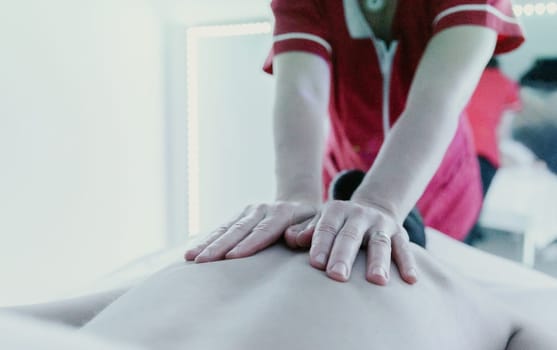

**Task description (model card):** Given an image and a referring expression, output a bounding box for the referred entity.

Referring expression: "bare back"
[83,244,517,350]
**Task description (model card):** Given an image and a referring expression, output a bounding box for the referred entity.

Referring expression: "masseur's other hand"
[296,200,418,286]
[185,201,317,263]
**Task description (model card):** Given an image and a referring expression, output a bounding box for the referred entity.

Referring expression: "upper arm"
[274,52,330,110]
[263,0,332,112]
[405,26,497,118]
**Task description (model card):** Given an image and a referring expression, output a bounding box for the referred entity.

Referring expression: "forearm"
[352,26,496,222]
[352,107,460,222]
[274,99,326,204]
[272,53,330,205]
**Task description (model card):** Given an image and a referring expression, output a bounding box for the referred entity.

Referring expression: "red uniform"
[466,67,521,168]
[263,0,524,240]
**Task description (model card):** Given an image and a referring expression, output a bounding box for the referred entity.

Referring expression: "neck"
[365,0,386,12]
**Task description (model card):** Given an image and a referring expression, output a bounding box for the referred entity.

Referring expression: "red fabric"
[466,68,521,167]
[432,0,524,53]
[263,0,524,240]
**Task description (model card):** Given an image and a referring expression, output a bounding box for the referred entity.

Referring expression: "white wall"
[153,0,276,236]
[154,0,271,26]
[155,0,273,242]
[196,34,276,235]
[0,0,167,305]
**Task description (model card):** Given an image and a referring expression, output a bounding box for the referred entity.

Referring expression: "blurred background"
[0,0,556,306]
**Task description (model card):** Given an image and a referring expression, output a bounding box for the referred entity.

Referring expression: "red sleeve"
[431,0,525,54]
[263,0,331,74]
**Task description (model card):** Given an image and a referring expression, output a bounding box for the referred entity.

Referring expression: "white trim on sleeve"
[433,4,519,27]
[273,32,333,53]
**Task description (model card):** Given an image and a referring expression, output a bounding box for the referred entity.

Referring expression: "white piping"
[378,41,398,136]
[356,7,398,138]
[273,32,333,54]
[433,4,520,27]
[344,0,373,38]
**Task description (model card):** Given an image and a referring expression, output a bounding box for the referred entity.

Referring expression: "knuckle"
[253,221,272,234]
[398,237,411,250]
[370,236,391,248]
[255,205,269,215]
[392,232,411,250]
[229,221,247,232]
[396,231,411,243]
[213,225,229,235]
[317,223,338,238]
[274,202,290,213]
[254,203,269,212]
[338,229,361,242]
[351,206,367,217]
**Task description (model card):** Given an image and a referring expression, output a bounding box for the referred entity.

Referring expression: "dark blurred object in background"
[512,57,557,175]
[519,58,557,91]
[513,122,557,175]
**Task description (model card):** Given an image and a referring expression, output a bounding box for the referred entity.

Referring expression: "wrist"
[351,191,404,224]
[276,192,322,206]
[276,174,323,205]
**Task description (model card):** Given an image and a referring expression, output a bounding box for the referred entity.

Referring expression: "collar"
[343,0,373,39]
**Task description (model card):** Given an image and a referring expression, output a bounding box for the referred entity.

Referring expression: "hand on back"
[292,199,418,285]
[184,201,317,262]
[185,199,418,286]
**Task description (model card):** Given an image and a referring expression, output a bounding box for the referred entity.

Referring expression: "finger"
[225,203,293,259]
[309,202,345,270]
[184,231,223,261]
[366,228,392,286]
[392,231,418,284]
[284,217,313,249]
[184,210,244,261]
[325,215,367,282]
[195,206,266,263]
[295,214,320,248]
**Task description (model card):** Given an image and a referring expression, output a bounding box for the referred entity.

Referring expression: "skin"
[185,24,497,286]
[85,244,556,350]
[4,288,128,327]
[0,312,143,350]
[4,234,557,349]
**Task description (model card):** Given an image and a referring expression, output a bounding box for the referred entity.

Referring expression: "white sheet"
[427,228,557,289]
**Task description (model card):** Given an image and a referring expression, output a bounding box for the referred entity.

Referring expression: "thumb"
[285,218,312,248]
[295,213,320,248]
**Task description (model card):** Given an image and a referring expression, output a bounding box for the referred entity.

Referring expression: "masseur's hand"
[290,200,418,285]
[185,201,317,263]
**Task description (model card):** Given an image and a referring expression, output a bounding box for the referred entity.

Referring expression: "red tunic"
[466,67,521,168]
[263,0,524,240]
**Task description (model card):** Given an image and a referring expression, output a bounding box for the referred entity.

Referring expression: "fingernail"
[296,231,310,246]
[194,255,206,263]
[372,267,387,280]
[407,268,417,279]
[288,227,300,234]
[331,263,348,279]
[226,246,241,258]
[315,253,327,266]
[194,248,212,262]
